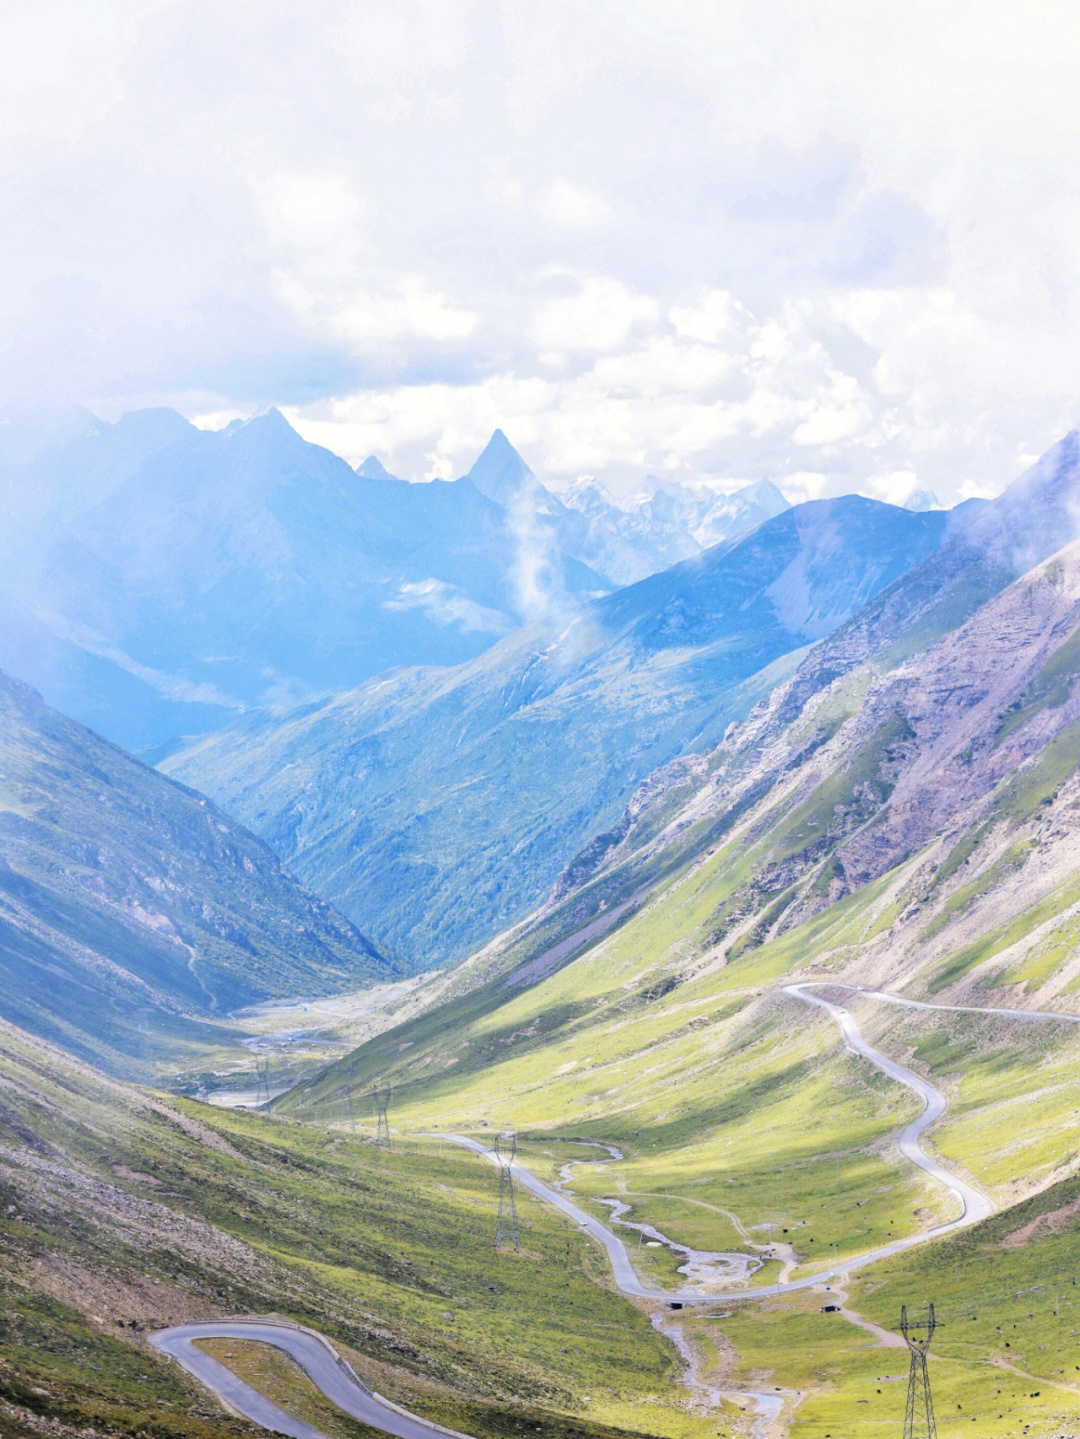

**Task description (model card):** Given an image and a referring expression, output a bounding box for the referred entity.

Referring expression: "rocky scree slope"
[0,669,394,1079]
[491,429,1080,980]
[522,548,1080,1016]
[286,538,1080,1127]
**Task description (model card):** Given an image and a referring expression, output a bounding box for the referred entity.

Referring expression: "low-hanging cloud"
[382,578,515,636]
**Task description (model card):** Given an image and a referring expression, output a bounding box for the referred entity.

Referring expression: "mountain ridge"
[282,519,1080,1149]
[0,667,397,1079]
[163,493,951,966]
[1,408,798,753]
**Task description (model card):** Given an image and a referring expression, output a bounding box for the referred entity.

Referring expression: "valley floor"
[8,965,1080,1439]
[15,798,1080,1438]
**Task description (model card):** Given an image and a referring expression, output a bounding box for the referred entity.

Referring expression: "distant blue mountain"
[463,428,534,504]
[465,430,792,585]
[902,487,942,512]
[0,407,797,753]
[0,409,611,751]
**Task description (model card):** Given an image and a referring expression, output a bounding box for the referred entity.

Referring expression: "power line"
[255,1055,271,1108]
[340,1081,355,1133]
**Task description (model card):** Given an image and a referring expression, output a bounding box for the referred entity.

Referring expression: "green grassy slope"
[271,532,1080,1433]
[0,1017,714,1439]
[279,872,1080,1433]
[164,498,949,967]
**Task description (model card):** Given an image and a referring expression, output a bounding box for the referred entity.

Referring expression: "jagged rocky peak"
[561,474,622,513]
[223,404,306,451]
[464,429,534,504]
[737,477,790,511]
[356,454,399,482]
[903,488,942,511]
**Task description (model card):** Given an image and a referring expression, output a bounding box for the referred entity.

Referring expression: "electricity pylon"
[372,1083,391,1148]
[255,1056,271,1107]
[340,1082,355,1132]
[900,1303,938,1439]
[494,1132,521,1250]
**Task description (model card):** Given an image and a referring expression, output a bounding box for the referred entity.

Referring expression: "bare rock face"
[524,436,1080,1010]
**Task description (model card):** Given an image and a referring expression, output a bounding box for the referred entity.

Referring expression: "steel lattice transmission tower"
[255,1056,271,1108]
[494,1132,521,1251]
[371,1083,391,1148]
[900,1303,938,1439]
[340,1081,356,1132]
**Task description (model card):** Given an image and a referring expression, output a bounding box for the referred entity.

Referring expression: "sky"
[2,0,1079,505]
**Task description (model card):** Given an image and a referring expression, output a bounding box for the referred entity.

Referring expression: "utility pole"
[494,1132,521,1251]
[372,1083,391,1148]
[899,1303,938,1439]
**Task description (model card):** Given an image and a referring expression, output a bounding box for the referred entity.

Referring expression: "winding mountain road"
[150,1320,470,1439]
[152,982,1044,1437]
[443,983,995,1303]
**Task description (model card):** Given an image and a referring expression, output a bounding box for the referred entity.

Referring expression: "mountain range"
[459,427,791,585]
[280,432,1080,1136]
[7,414,1080,1439]
[163,494,951,966]
[7,403,1080,1045]
[0,408,787,755]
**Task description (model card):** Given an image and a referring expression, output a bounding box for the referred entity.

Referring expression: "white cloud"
[529,276,659,354]
[793,373,873,448]
[337,0,474,98]
[670,290,743,345]
[867,469,919,505]
[254,168,367,276]
[1,0,1079,506]
[381,578,513,635]
[534,178,612,229]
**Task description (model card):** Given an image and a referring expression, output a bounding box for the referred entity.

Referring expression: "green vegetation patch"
[920,840,1033,942]
[990,721,1080,825]
[0,1283,250,1439]
[0,1019,712,1439]
[994,619,1080,745]
[928,865,1080,995]
[766,710,913,866]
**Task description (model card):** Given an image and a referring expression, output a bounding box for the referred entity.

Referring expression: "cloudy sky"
[3,0,1079,503]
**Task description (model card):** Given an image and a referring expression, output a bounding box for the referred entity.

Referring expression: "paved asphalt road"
[150,1320,471,1439]
[152,982,1025,1434]
[824,980,1080,1026]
